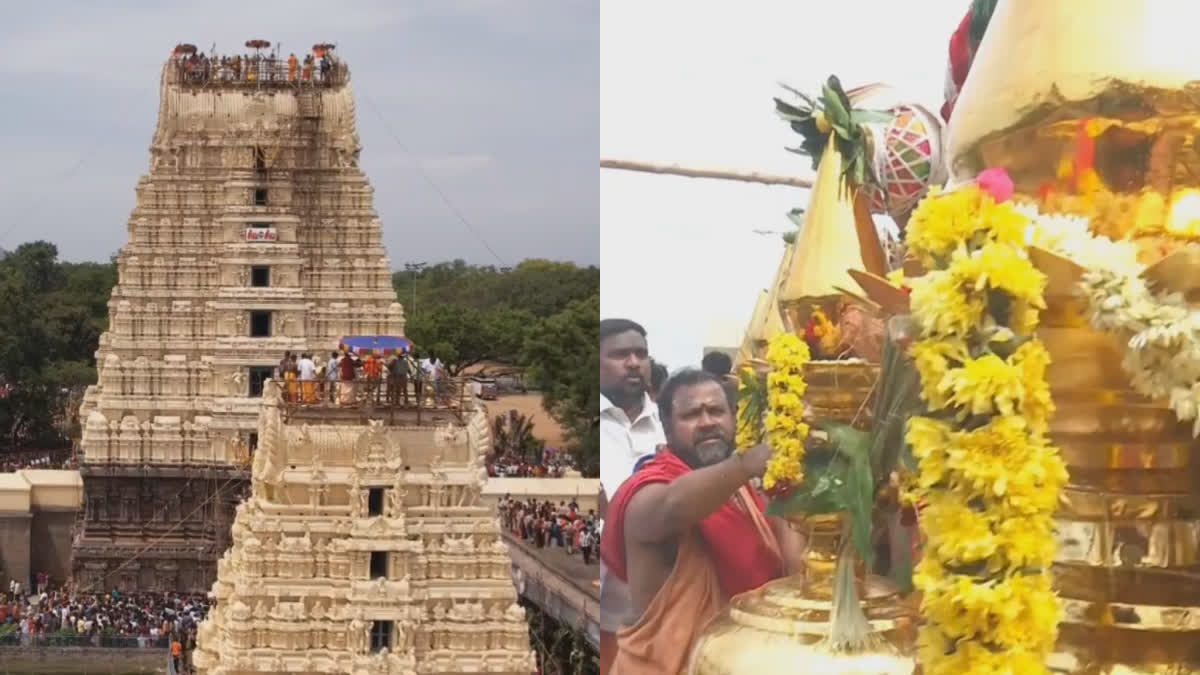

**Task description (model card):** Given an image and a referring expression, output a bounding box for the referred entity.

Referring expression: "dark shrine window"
[369,551,389,579]
[253,188,269,206]
[250,265,270,287]
[367,488,384,516]
[249,311,272,337]
[248,367,274,397]
[369,620,392,653]
[248,432,259,453]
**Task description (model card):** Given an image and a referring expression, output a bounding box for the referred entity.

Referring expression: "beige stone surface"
[72,53,409,589]
[193,381,535,675]
[78,59,404,468]
[0,473,32,512]
[20,470,83,510]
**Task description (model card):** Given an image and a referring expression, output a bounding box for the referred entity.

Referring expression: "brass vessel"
[1029,253,1200,673]
[689,514,915,675]
[803,360,879,429]
[690,367,913,674]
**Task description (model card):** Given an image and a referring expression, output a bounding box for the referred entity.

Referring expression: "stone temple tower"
[71,48,406,593]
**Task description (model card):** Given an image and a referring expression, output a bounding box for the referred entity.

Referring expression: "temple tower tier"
[192,381,535,675]
[72,50,408,593]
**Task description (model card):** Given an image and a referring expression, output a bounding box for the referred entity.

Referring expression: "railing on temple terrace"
[280,376,471,425]
[0,632,171,649]
[165,55,348,89]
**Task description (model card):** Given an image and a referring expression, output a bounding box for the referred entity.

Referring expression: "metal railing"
[280,376,471,423]
[167,57,347,88]
[0,633,171,649]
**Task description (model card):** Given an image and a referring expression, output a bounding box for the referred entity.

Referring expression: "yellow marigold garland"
[755,333,811,492]
[905,183,1068,675]
[735,370,763,452]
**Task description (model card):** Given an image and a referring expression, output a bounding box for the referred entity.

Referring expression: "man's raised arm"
[625,444,771,543]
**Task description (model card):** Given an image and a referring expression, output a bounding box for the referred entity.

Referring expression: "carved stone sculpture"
[192,392,533,673]
[71,50,409,593]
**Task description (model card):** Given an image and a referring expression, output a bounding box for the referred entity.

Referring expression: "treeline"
[0,242,116,448]
[395,259,599,476]
[0,245,599,475]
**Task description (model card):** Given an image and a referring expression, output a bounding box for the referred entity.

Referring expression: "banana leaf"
[824,423,875,571]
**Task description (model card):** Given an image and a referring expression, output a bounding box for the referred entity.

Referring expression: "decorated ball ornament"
[775,77,948,225]
[860,102,949,221]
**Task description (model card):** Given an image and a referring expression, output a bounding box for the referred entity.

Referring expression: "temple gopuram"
[192,381,535,674]
[71,42,406,593]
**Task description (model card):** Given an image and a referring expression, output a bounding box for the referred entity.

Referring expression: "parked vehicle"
[471,377,498,400]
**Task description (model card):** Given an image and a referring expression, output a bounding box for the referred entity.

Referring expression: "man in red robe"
[599,369,806,674]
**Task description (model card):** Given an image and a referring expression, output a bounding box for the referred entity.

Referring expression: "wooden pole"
[600,159,813,189]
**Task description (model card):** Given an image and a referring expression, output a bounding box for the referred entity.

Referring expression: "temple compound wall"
[72,56,406,593]
[193,382,535,675]
[0,470,83,592]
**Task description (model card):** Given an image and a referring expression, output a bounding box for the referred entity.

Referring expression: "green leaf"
[849,109,894,125]
[778,83,816,108]
[822,422,875,568]
[737,369,767,446]
[775,97,814,117]
[821,80,851,126]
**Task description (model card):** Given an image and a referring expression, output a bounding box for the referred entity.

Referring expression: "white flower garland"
[1021,204,1200,435]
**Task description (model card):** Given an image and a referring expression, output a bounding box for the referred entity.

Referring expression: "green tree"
[490,409,546,464]
[400,259,596,375]
[0,242,117,448]
[393,258,599,318]
[405,305,537,375]
[523,294,600,477]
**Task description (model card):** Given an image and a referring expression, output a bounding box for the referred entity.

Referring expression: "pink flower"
[977,167,1014,203]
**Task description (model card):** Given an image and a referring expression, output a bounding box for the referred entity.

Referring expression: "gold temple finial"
[735,289,771,369]
[777,139,864,332]
[948,0,1200,179]
[760,244,792,348]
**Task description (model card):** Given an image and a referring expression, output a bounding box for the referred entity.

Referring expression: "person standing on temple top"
[324,351,340,403]
[387,351,411,406]
[338,350,357,405]
[287,53,298,82]
[363,353,383,403]
[297,352,317,404]
[600,369,806,674]
[597,318,664,675]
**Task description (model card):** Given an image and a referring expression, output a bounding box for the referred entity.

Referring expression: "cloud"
[0,0,598,267]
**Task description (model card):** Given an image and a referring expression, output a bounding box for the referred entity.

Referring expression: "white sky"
[600,0,964,369]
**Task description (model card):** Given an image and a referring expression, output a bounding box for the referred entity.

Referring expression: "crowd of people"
[171,47,341,86]
[486,458,572,478]
[275,349,455,407]
[0,449,75,473]
[0,581,207,669]
[498,496,601,565]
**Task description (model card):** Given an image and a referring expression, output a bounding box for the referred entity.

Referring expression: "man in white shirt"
[296,353,317,404]
[597,318,664,674]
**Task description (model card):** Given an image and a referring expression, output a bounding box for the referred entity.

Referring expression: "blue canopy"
[338,335,414,356]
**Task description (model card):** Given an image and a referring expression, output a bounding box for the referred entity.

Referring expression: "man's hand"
[736,443,772,481]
